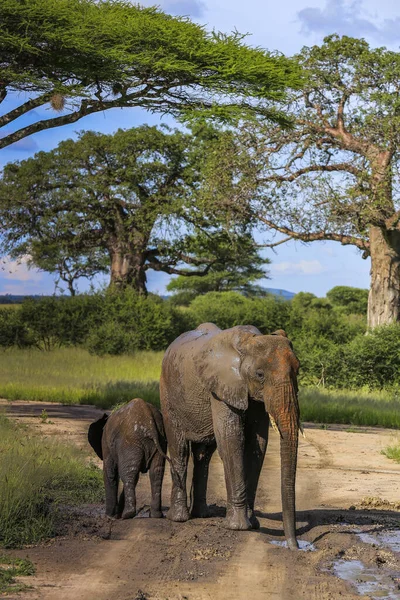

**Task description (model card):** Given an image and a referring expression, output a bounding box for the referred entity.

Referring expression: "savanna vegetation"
[1,285,400,428]
[0,413,103,548]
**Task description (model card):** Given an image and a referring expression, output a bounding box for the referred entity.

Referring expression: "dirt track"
[2,399,400,600]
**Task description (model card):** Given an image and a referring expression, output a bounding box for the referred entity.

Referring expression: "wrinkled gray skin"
[160,323,300,549]
[88,398,167,519]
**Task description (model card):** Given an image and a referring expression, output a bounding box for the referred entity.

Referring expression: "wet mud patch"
[333,559,400,599]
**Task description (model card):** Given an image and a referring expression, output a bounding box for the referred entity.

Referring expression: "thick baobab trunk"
[368,226,400,328]
[109,237,147,293]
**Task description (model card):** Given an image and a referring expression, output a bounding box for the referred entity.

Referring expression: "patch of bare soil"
[2,399,400,600]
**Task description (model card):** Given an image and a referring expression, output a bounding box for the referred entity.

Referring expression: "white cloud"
[298,0,400,42]
[271,259,325,275]
[0,256,43,283]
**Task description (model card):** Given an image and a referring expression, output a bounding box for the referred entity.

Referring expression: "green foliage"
[167,233,269,304]
[86,288,193,355]
[382,441,400,463]
[188,291,290,333]
[327,286,369,315]
[0,347,162,408]
[19,295,101,350]
[300,388,400,429]
[0,308,31,349]
[0,0,302,150]
[0,555,35,594]
[0,126,262,292]
[0,414,103,547]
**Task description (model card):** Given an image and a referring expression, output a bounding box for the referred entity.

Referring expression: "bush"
[327,286,369,315]
[86,288,194,355]
[338,324,400,389]
[0,309,31,349]
[188,291,290,333]
[19,295,101,350]
[0,414,103,547]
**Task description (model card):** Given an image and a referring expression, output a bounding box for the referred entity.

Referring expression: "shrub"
[86,288,194,355]
[0,309,31,349]
[327,286,369,315]
[19,295,101,350]
[188,291,290,333]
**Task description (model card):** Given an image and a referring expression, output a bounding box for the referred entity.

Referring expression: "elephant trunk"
[270,381,299,550]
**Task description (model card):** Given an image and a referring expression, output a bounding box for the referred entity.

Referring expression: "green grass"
[382,441,400,463]
[0,348,400,428]
[0,347,162,408]
[0,555,35,594]
[0,413,103,548]
[300,387,400,429]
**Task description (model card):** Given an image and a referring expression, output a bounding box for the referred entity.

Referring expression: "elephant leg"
[117,487,125,517]
[191,441,216,518]
[244,400,269,530]
[211,396,251,531]
[119,447,142,519]
[149,452,165,518]
[103,455,119,518]
[163,414,190,522]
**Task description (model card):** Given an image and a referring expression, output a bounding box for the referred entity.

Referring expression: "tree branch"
[261,161,361,183]
[257,215,370,252]
[147,255,213,276]
[0,92,53,128]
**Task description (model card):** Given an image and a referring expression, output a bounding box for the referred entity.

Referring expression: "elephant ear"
[87,413,108,460]
[198,327,259,411]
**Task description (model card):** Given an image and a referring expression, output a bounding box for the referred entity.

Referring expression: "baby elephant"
[88,398,167,519]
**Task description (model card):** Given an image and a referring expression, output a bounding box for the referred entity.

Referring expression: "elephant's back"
[160,327,216,442]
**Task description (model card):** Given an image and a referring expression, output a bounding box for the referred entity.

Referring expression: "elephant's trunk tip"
[288,537,299,550]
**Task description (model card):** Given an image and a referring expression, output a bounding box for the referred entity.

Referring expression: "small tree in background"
[167,234,269,304]
[0,0,302,150]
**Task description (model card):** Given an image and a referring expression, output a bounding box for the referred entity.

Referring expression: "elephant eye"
[255,369,265,381]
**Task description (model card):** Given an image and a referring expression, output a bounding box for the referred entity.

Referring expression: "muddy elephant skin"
[88,398,167,519]
[160,323,301,549]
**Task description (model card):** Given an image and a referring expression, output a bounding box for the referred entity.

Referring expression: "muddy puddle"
[269,540,316,551]
[333,559,400,599]
[357,530,400,554]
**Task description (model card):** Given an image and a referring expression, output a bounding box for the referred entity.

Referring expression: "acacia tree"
[0,0,301,152]
[0,125,259,292]
[203,36,400,328]
[167,234,270,303]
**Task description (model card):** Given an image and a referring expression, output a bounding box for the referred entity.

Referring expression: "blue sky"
[1,0,399,297]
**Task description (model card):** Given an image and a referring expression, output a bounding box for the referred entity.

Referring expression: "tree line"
[1,0,400,329]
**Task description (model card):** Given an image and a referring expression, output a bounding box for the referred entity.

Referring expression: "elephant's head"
[199,325,300,549]
[88,413,109,460]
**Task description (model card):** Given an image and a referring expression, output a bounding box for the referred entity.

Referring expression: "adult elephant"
[160,323,301,550]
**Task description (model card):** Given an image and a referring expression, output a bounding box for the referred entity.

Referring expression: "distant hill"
[264,288,295,300]
[0,289,296,304]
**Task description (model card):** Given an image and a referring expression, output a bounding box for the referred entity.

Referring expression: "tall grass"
[0,348,400,428]
[382,441,400,463]
[0,347,162,408]
[300,387,400,429]
[0,413,103,547]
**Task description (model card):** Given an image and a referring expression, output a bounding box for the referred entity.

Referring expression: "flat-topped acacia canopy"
[0,0,303,149]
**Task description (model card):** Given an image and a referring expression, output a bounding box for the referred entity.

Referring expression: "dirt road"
[2,399,400,600]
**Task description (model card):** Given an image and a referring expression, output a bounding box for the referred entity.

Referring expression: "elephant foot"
[248,509,260,530]
[150,509,164,518]
[191,503,211,519]
[224,507,252,530]
[166,504,190,522]
[121,507,136,520]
